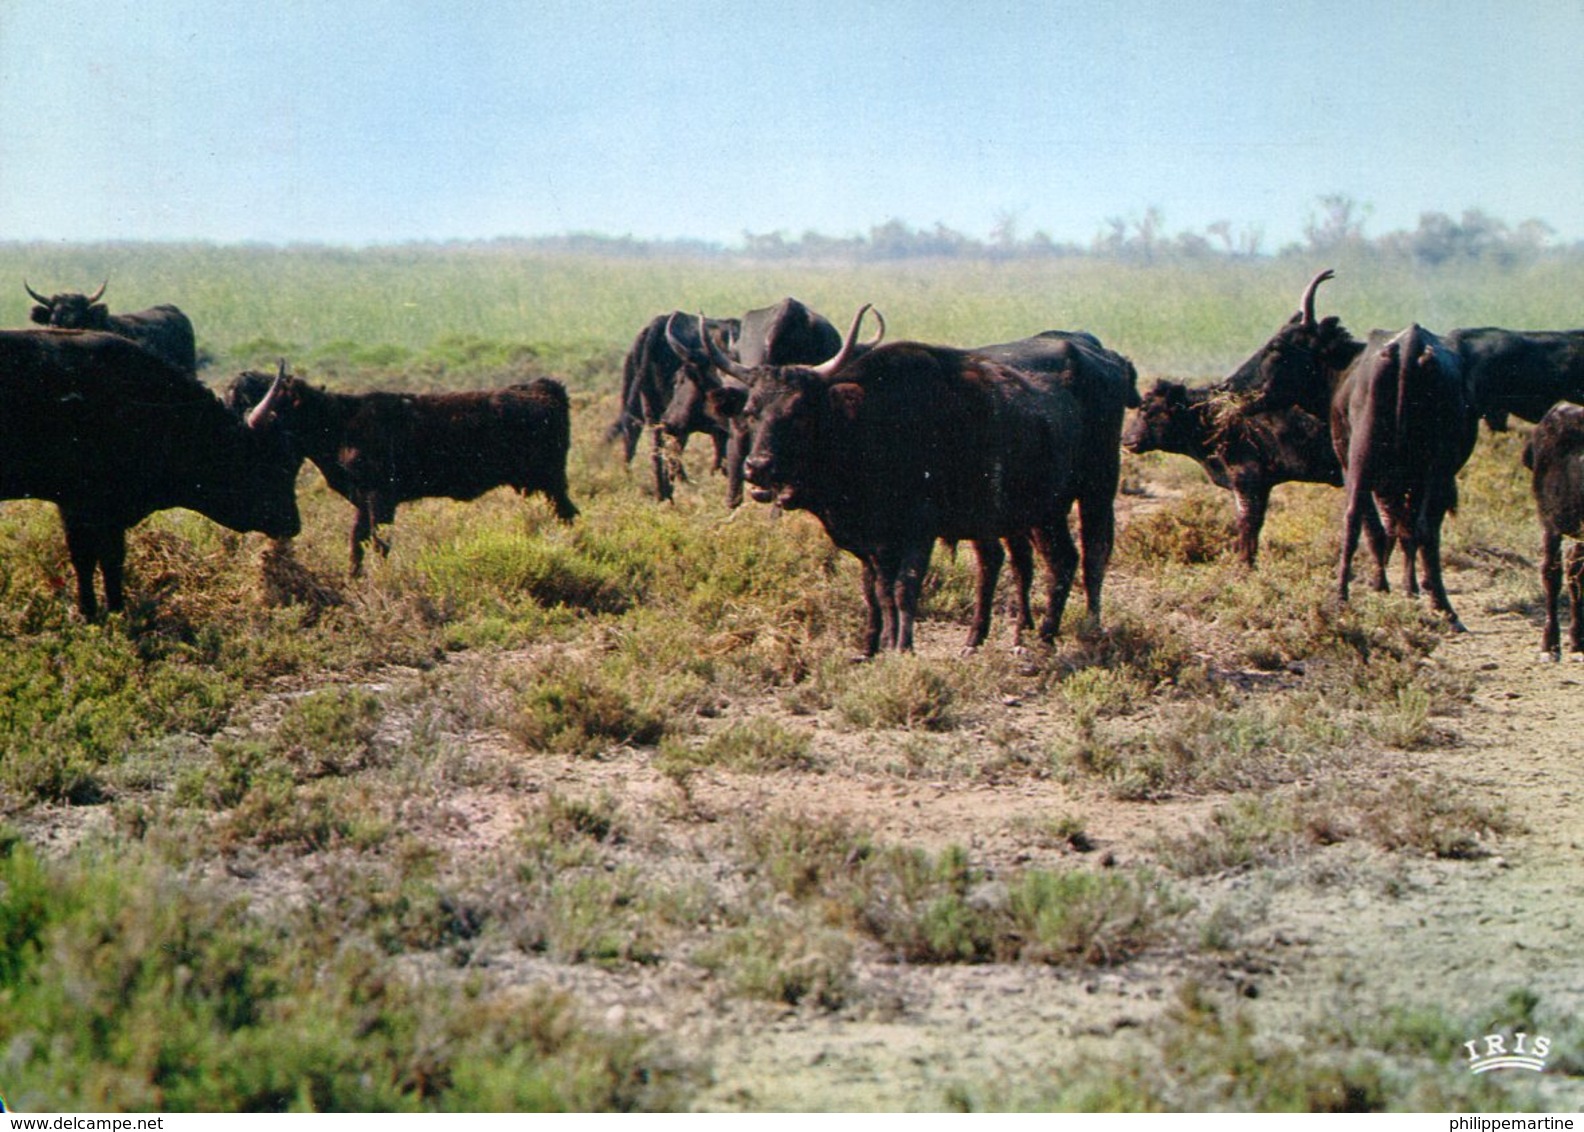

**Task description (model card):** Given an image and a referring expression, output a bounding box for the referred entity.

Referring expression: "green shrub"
[0,842,692,1111]
[694,918,856,1010]
[657,716,817,774]
[836,656,961,731]
[274,686,383,779]
[1120,490,1240,566]
[509,657,666,756]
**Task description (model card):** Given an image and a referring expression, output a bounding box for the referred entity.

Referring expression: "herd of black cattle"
[6,272,1584,659]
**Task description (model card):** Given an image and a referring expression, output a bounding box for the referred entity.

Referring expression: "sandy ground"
[20,492,1584,1111]
[387,578,1584,1110]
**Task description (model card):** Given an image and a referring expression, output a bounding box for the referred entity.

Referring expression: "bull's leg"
[891,540,934,652]
[1398,532,1421,597]
[724,427,748,510]
[1005,533,1036,651]
[1540,528,1563,657]
[1231,482,1270,568]
[98,527,127,615]
[371,498,397,560]
[1032,519,1080,643]
[876,556,902,653]
[1336,484,1370,604]
[1076,495,1113,624]
[963,539,1005,653]
[349,496,393,576]
[1415,509,1463,632]
[857,557,885,658]
[549,486,579,523]
[350,504,372,577]
[649,425,674,502]
[1565,540,1584,656]
[61,518,103,620]
[1362,502,1392,592]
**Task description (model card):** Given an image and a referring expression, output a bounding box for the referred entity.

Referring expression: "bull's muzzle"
[742,454,779,504]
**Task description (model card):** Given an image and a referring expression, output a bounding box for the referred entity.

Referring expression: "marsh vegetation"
[0,245,1579,1110]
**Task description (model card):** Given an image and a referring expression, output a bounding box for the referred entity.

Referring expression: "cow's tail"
[1394,327,1416,463]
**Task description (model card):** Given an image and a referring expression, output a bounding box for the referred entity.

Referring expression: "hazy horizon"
[4,1,1581,251]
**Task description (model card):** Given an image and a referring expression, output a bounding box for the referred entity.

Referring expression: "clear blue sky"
[3,0,1581,249]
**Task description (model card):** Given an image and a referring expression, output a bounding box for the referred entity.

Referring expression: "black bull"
[0,330,299,619]
[26,281,199,374]
[684,307,1139,654]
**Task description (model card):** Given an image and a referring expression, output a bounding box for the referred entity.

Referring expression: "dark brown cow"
[1,330,299,619]
[26,281,199,373]
[1522,404,1584,659]
[1446,326,1584,431]
[227,369,578,575]
[606,312,740,501]
[1123,379,1342,566]
[1333,324,1478,628]
[693,306,1135,655]
[660,297,843,507]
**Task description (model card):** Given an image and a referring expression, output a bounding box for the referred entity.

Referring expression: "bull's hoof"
[1569,649,1584,663]
[1538,650,1561,663]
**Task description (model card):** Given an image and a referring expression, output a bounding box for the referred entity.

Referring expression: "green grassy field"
[8,242,1583,383]
[0,245,1579,1111]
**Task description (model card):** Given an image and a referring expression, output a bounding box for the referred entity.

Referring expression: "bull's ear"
[1164,382,1188,407]
[90,304,109,319]
[1521,437,1534,469]
[705,385,747,420]
[829,383,865,421]
[29,305,48,324]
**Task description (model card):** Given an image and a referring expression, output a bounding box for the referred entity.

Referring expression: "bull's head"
[1225,269,1363,418]
[695,304,883,508]
[682,303,886,422]
[25,280,109,329]
[655,313,729,438]
[189,359,302,541]
[1122,379,1198,455]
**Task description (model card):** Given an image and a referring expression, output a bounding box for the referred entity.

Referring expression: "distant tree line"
[477,195,1568,267]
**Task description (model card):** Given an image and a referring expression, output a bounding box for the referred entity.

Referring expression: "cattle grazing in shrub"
[1180,267,1422,583]
[25,281,199,374]
[606,311,740,502]
[1,331,299,619]
[1123,378,1342,567]
[1522,403,1584,659]
[226,367,577,575]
